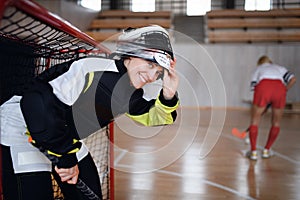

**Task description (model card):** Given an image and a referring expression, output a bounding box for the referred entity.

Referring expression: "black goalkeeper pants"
[2,145,102,200]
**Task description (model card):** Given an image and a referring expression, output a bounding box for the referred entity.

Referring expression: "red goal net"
[0,0,114,199]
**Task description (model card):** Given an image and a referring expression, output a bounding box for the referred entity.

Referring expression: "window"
[187,0,211,16]
[132,0,155,12]
[245,0,272,11]
[79,0,101,11]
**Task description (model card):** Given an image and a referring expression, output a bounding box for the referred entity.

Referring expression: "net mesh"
[83,128,111,200]
[52,128,111,200]
[0,3,108,104]
[0,5,100,59]
[0,1,113,199]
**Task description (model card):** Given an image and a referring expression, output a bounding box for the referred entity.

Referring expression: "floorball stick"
[231,127,248,139]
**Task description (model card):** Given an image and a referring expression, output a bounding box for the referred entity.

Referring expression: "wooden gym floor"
[112,107,300,200]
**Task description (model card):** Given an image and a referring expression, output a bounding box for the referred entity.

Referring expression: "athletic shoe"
[246,150,258,160]
[262,149,273,158]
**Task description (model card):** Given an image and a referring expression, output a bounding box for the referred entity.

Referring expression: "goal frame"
[0,0,114,199]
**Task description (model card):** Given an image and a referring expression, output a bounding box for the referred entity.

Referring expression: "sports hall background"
[36,0,300,110]
[1,1,299,200]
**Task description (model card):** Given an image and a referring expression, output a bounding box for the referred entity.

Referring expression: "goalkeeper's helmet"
[110,25,173,70]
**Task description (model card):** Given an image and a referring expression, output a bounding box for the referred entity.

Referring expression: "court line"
[113,134,256,199]
[116,163,256,200]
[114,134,255,200]
[114,148,127,166]
[112,129,298,200]
[223,131,300,165]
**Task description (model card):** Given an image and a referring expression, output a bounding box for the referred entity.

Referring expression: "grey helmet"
[110,25,173,70]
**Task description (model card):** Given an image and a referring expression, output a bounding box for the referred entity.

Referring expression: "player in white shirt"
[247,55,296,160]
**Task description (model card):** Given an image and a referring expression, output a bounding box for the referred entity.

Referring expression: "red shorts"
[253,79,287,109]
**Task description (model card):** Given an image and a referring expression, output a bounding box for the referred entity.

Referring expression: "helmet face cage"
[111,26,174,71]
[112,42,171,70]
[132,30,173,60]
